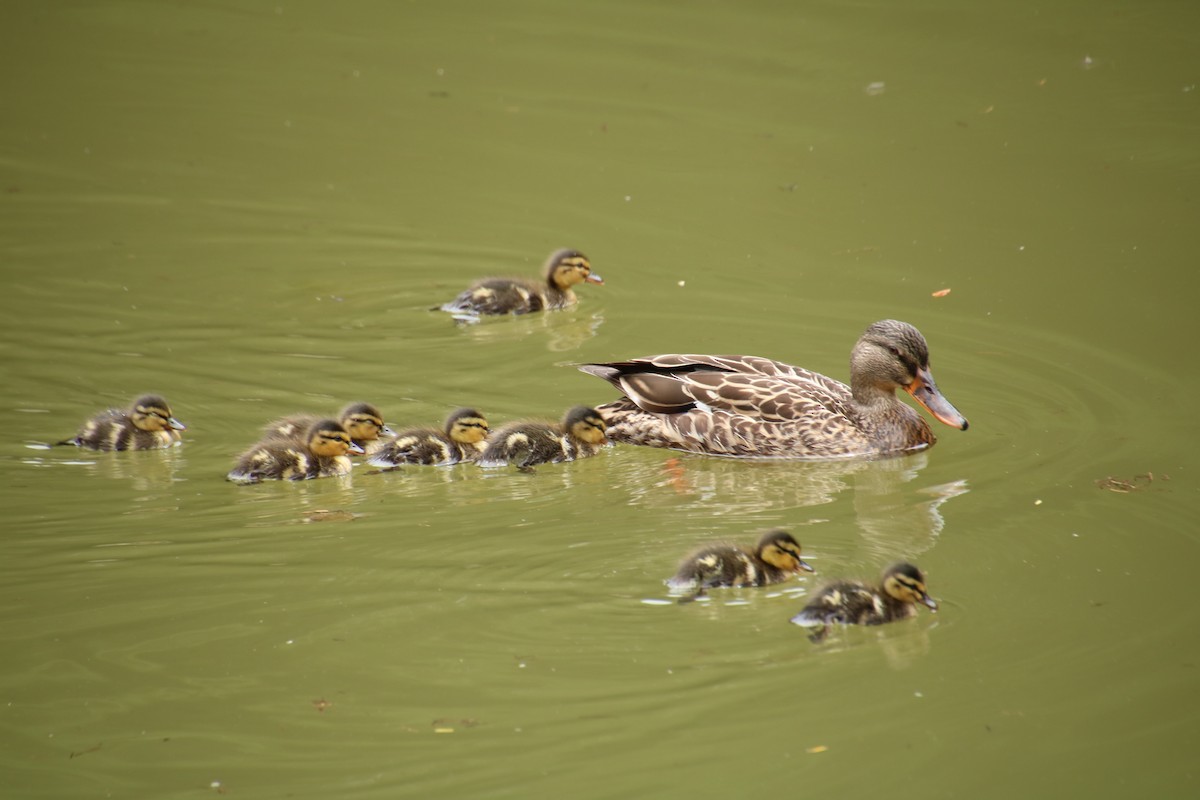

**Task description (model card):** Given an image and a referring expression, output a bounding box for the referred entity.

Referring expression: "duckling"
[790,562,938,642]
[667,529,815,601]
[263,402,392,456]
[58,395,186,451]
[368,408,490,467]
[477,405,607,469]
[439,249,603,319]
[227,419,365,485]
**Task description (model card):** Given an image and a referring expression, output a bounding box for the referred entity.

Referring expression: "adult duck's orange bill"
[906,368,969,430]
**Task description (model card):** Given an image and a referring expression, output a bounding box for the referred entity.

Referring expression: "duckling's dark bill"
[585,272,604,284]
[907,368,968,430]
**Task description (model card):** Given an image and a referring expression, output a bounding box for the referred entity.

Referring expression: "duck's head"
[446,408,490,445]
[755,529,816,574]
[130,395,186,433]
[306,419,366,457]
[882,562,939,611]
[563,405,608,444]
[338,402,392,441]
[850,320,968,430]
[545,249,603,291]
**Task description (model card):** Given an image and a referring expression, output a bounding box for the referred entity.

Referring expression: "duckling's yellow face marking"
[131,399,185,433]
[883,567,938,610]
[568,411,608,445]
[449,415,489,445]
[549,255,602,290]
[343,412,386,441]
[308,427,359,458]
[758,533,815,574]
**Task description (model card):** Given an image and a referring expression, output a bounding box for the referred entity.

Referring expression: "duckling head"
[563,405,607,444]
[130,395,186,432]
[851,320,968,431]
[755,529,816,574]
[882,562,938,611]
[446,408,489,445]
[306,419,365,457]
[339,402,392,441]
[545,249,603,291]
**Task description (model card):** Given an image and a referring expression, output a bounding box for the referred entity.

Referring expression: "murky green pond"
[3,1,1198,797]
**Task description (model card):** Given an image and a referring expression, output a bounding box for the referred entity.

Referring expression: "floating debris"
[932,288,952,298]
[1095,473,1167,493]
[304,509,356,523]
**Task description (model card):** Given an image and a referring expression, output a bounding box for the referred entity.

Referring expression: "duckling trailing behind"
[790,562,938,642]
[368,408,490,467]
[58,395,186,451]
[227,419,365,485]
[667,529,815,601]
[477,406,607,469]
[579,319,968,459]
[439,249,603,320]
[263,402,392,456]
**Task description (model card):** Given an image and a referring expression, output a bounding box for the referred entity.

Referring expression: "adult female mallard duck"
[263,402,392,456]
[579,319,968,459]
[368,408,490,467]
[227,419,365,484]
[790,562,938,642]
[58,395,186,451]
[439,249,603,320]
[477,406,607,469]
[667,529,815,600]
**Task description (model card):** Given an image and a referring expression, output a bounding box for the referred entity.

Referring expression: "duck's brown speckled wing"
[585,354,877,458]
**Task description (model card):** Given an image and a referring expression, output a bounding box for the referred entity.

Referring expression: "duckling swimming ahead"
[227,419,365,484]
[667,529,815,600]
[477,405,607,469]
[58,395,186,451]
[790,562,938,642]
[368,408,490,467]
[440,249,602,320]
[579,319,967,459]
[264,402,392,456]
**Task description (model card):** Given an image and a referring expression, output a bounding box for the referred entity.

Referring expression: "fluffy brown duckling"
[476,405,607,469]
[790,562,938,642]
[368,408,490,467]
[263,402,392,456]
[439,249,602,320]
[58,395,186,451]
[227,419,365,485]
[667,529,815,600]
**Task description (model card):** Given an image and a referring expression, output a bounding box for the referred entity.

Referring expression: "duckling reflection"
[790,562,938,643]
[667,529,815,602]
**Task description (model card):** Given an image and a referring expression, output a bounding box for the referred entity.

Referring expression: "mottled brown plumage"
[368,408,490,467]
[477,406,607,469]
[579,319,968,459]
[667,529,815,599]
[264,402,392,456]
[228,419,364,484]
[790,562,938,642]
[58,395,186,451]
[440,249,602,320]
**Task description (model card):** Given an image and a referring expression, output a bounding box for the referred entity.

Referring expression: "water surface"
[2,1,1198,798]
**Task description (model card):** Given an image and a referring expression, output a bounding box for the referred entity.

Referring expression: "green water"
[2,1,1198,797]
